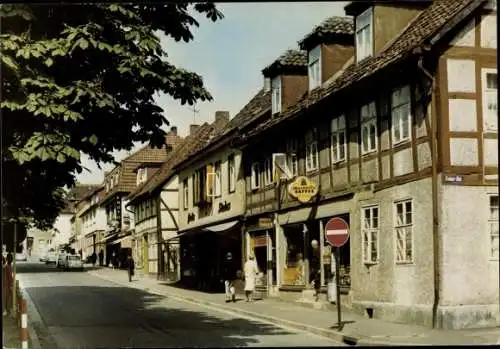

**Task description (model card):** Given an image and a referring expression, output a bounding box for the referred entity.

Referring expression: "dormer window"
[271,76,282,114]
[308,45,321,90]
[355,7,373,62]
[137,168,147,185]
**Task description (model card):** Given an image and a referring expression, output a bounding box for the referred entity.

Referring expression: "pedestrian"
[243,254,259,302]
[3,253,14,316]
[126,255,135,282]
[91,252,97,267]
[98,250,104,267]
[223,252,237,303]
[111,251,117,269]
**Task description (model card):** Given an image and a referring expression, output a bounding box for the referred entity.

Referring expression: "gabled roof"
[61,184,99,214]
[245,0,478,139]
[126,123,213,204]
[298,16,354,49]
[262,50,307,77]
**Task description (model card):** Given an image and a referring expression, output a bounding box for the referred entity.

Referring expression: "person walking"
[98,250,104,267]
[222,252,237,303]
[243,254,259,302]
[126,255,135,282]
[91,252,97,267]
[3,253,14,316]
[111,251,116,269]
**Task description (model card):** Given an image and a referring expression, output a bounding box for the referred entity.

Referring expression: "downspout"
[417,55,440,329]
[156,195,163,280]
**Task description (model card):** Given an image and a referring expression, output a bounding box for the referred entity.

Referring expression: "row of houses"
[67,0,498,330]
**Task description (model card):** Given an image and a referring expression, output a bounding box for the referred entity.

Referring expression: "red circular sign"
[325,217,350,247]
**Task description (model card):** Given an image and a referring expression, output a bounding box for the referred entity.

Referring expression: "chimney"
[189,124,200,136]
[169,126,177,136]
[215,111,230,124]
[263,77,271,92]
[165,128,182,151]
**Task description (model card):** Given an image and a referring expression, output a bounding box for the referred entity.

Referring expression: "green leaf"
[78,38,89,50]
[44,57,54,67]
[56,153,66,163]
[1,55,18,70]
[89,135,98,145]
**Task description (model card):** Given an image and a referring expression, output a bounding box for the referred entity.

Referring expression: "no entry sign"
[325,217,350,247]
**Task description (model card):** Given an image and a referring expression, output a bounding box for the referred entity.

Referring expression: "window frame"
[214,161,222,197]
[271,76,282,114]
[286,138,298,177]
[308,45,322,91]
[394,199,414,264]
[489,194,499,260]
[391,85,412,145]
[305,128,319,172]
[355,7,373,62]
[331,115,347,164]
[251,162,261,190]
[481,68,498,132]
[361,101,378,154]
[228,154,236,193]
[361,205,380,264]
[263,158,272,186]
[182,178,189,210]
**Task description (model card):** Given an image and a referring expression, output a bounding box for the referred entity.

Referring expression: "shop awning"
[111,235,132,247]
[96,232,119,244]
[163,232,187,243]
[202,220,239,233]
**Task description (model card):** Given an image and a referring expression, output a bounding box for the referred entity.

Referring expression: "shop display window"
[283,227,306,286]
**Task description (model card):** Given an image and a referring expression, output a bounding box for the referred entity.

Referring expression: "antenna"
[189,104,200,123]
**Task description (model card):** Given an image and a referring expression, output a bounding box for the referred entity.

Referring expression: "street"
[16,261,344,348]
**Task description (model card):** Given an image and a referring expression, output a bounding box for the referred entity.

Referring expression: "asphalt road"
[16,261,344,348]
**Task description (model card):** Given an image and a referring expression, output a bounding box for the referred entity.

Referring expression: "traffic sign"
[325,217,349,248]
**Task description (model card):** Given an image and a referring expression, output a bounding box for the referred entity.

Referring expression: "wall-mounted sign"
[444,175,463,183]
[258,217,274,229]
[288,176,319,204]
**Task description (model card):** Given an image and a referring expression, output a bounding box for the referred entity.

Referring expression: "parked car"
[57,254,84,271]
[15,253,27,262]
[45,251,57,264]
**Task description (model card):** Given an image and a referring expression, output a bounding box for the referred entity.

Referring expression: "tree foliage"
[1,3,223,230]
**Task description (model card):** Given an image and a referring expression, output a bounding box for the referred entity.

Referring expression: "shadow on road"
[17,263,301,348]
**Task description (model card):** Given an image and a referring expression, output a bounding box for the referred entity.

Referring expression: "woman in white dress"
[244,254,259,302]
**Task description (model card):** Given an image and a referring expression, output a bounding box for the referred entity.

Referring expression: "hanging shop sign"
[288,176,319,204]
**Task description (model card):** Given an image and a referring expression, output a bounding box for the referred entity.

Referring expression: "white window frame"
[362,205,379,264]
[356,7,373,62]
[228,155,236,193]
[251,162,260,190]
[394,199,414,264]
[183,179,189,210]
[489,195,499,260]
[271,76,282,114]
[361,101,377,154]
[272,153,292,181]
[214,161,222,197]
[263,158,272,186]
[308,45,322,90]
[286,139,298,177]
[481,68,498,132]
[331,115,347,164]
[391,85,412,145]
[305,128,319,172]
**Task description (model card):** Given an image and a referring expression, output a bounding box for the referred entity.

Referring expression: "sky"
[76,2,349,185]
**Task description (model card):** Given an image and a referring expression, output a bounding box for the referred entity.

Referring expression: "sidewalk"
[88,267,500,346]
[2,314,20,349]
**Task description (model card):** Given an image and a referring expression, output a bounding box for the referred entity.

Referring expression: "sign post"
[325,217,350,331]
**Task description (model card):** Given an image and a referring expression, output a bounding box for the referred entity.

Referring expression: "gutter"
[417,54,440,329]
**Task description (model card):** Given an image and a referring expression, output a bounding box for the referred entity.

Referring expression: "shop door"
[251,230,277,290]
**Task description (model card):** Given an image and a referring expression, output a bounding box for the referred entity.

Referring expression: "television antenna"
[189,104,200,123]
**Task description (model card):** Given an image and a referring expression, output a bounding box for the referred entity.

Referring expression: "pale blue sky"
[76,2,349,184]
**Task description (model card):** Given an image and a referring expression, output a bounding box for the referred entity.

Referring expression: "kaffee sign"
[288,176,318,203]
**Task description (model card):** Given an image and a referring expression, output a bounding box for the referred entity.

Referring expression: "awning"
[111,235,132,248]
[164,232,188,243]
[96,232,119,244]
[203,220,239,233]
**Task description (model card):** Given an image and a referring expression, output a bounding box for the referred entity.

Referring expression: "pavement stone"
[88,267,500,346]
[2,314,20,349]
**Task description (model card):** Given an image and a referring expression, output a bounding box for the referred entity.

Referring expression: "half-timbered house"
[236,0,498,329]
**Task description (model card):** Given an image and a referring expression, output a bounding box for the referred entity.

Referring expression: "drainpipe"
[417,55,440,329]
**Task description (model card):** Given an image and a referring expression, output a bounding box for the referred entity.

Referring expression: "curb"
[88,271,365,346]
[17,282,42,349]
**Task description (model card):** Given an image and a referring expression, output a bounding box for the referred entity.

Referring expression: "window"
[331,115,346,163]
[356,7,373,62]
[214,161,222,197]
[489,195,499,260]
[137,168,147,185]
[482,68,498,131]
[263,158,272,186]
[271,76,282,114]
[286,139,298,177]
[192,173,199,204]
[361,101,377,154]
[251,162,260,190]
[391,85,411,144]
[305,128,319,172]
[151,199,156,216]
[362,206,379,264]
[193,167,206,205]
[228,154,236,193]
[183,179,189,210]
[308,45,321,90]
[145,200,151,218]
[114,173,119,185]
[395,200,413,264]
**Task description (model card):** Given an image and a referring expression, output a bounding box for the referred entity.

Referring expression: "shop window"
[395,199,413,264]
[282,227,306,286]
[489,195,499,260]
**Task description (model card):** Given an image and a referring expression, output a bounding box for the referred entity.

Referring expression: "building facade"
[233,0,497,330]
